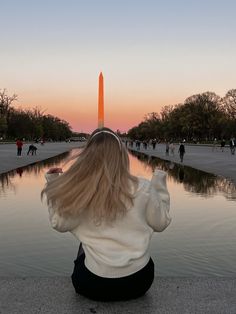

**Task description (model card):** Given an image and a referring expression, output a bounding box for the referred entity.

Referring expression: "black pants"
[17,147,22,156]
[71,252,154,301]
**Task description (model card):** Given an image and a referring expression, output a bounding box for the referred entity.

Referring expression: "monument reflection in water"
[0,149,236,277]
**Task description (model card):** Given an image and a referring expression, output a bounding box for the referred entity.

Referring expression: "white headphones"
[90,130,121,149]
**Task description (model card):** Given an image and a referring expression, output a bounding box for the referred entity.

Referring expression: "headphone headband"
[90,130,121,149]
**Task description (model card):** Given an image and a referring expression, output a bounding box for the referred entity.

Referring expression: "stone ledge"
[0,277,236,314]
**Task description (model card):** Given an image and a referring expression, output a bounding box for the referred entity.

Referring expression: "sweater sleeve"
[48,206,80,233]
[45,172,61,182]
[145,169,171,232]
[45,173,80,233]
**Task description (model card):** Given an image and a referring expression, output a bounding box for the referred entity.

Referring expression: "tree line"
[2,88,236,143]
[127,90,236,142]
[0,89,72,141]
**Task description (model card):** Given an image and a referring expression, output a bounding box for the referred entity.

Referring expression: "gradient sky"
[0,0,236,133]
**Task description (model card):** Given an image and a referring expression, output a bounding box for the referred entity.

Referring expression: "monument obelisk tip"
[98,72,104,129]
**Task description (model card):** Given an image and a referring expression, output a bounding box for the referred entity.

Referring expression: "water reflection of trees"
[130,151,236,201]
[20,151,71,176]
[0,171,16,196]
[0,151,71,197]
[1,149,235,202]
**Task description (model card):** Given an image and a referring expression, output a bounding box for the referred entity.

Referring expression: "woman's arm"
[146,169,171,232]
[48,206,80,233]
[45,167,63,182]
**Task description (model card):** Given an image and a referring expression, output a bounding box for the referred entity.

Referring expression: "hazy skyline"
[1,0,236,132]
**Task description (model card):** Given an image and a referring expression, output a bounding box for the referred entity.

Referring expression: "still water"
[0,149,235,277]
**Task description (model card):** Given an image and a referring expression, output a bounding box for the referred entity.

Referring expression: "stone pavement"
[0,142,84,174]
[128,143,236,185]
[0,277,235,314]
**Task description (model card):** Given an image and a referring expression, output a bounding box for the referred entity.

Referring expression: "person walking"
[42,127,171,302]
[170,142,175,155]
[229,137,235,155]
[143,140,148,150]
[212,138,217,152]
[16,138,23,156]
[136,140,141,150]
[220,139,226,152]
[151,139,157,150]
[178,142,185,162]
[165,142,170,156]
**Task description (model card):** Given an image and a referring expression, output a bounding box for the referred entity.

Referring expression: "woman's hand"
[47,167,63,174]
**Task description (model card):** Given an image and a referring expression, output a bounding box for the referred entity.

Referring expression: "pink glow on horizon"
[15,91,171,133]
[12,81,234,134]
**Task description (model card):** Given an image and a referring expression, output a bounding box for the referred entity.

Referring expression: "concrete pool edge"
[0,277,235,314]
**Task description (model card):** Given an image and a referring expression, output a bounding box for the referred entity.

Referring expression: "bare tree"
[0,89,17,115]
[144,112,160,122]
[0,89,17,137]
[223,89,236,120]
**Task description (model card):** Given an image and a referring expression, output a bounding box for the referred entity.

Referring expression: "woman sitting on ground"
[41,127,171,301]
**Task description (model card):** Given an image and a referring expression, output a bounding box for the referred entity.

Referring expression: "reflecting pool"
[0,149,235,276]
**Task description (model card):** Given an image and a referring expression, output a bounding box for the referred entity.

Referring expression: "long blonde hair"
[41,127,138,223]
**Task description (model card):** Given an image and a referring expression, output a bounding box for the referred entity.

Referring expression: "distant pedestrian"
[143,141,148,150]
[165,142,170,156]
[151,139,157,150]
[16,139,23,156]
[178,142,185,162]
[27,144,38,155]
[220,139,226,152]
[136,140,141,150]
[170,142,175,155]
[212,138,217,152]
[229,138,235,155]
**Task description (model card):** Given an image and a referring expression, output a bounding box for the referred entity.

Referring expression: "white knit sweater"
[45,169,171,278]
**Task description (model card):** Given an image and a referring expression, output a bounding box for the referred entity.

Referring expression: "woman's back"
[46,171,171,278]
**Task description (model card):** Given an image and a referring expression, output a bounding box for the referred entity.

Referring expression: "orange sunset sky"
[1,0,236,133]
